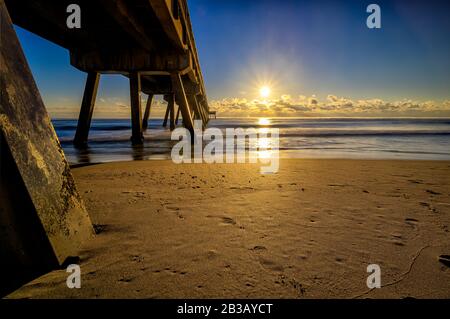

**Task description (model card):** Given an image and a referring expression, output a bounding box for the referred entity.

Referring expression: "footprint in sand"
[157,268,186,276]
[392,240,405,247]
[250,245,267,251]
[438,255,450,268]
[206,215,238,227]
[118,277,133,283]
[165,205,180,211]
[335,257,345,263]
[220,216,236,225]
[297,254,308,261]
[130,255,144,263]
[419,202,439,213]
[408,179,424,184]
[405,218,419,227]
[258,257,284,272]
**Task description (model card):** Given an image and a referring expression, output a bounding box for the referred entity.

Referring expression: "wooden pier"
[5,0,210,146]
[209,110,217,119]
[0,0,209,295]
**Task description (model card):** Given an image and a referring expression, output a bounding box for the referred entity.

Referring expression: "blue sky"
[15,0,450,117]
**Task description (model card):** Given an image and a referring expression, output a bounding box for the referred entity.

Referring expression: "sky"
[15,0,450,118]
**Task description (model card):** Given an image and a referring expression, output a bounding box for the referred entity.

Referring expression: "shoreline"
[69,157,450,166]
[55,118,450,164]
[7,159,450,298]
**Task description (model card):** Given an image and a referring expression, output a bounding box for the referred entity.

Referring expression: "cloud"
[308,96,318,106]
[209,95,450,117]
[45,94,450,119]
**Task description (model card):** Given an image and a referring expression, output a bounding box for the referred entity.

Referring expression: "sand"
[6,159,450,298]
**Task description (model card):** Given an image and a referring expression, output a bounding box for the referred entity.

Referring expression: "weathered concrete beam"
[141,76,200,95]
[0,1,93,295]
[99,0,157,52]
[70,48,192,73]
[149,0,188,51]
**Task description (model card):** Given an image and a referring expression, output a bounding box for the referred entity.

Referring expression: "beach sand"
[6,159,450,298]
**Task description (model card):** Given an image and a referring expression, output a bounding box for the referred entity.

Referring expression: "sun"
[259,86,271,98]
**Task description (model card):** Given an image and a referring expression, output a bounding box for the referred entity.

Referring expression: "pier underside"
[5,0,210,146]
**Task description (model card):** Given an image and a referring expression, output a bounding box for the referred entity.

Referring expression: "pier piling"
[171,73,194,133]
[130,71,143,145]
[142,94,154,131]
[74,72,100,147]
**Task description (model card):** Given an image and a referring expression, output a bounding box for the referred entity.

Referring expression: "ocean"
[53,118,450,165]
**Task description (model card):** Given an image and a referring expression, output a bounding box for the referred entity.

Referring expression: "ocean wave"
[277,130,450,138]
[52,118,450,163]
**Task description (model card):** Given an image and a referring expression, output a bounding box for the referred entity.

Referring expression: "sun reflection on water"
[258,118,271,126]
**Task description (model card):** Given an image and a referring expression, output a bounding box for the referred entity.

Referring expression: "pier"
[208,110,217,119]
[0,0,208,295]
[5,0,210,146]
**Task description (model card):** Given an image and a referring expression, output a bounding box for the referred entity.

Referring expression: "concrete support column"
[170,73,194,133]
[169,95,176,131]
[175,105,181,125]
[162,94,170,127]
[129,71,143,145]
[0,1,93,295]
[189,94,208,128]
[73,72,100,147]
[142,94,153,131]
[197,95,208,126]
[196,95,208,125]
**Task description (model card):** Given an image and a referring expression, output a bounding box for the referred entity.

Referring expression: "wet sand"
[6,159,450,298]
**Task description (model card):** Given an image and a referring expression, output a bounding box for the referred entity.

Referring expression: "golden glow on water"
[258,150,273,159]
[258,137,271,149]
[258,127,270,134]
[255,120,276,159]
[258,118,271,126]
